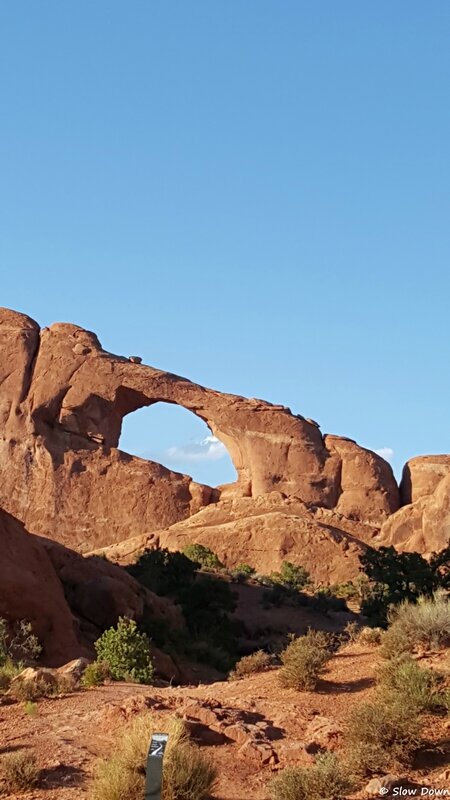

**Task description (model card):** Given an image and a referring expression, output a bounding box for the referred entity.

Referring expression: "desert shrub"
[0,618,41,667]
[377,655,445,712]
[182,543,223,570]
[271,561,311,591]
[81,661,111,688]
[268,753,352,800]
[343,621,361,644]
[10,678,47,702]
[357,626,383,646]
[345,700,422,775]
[235,563,255,578]
[0,658,23,693]
[231,563,256,582]
[228,650,271,681]
[383,592,450,652]
[94,618,154,685]
[379,622,411,659]
[310,589,348,614]
[177,575,240,670]
[342,621,382,646]
[9,670,76,702]
[88,713,217,800]
[0,750,39,793]
[331,579,368,601]
[127,548,197,596]
[278,630,333,691]
[359,543,450,626]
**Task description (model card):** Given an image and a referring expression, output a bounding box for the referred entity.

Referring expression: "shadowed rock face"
[0,506,180,667]
[0,308,400,552]
[0,309,399,550]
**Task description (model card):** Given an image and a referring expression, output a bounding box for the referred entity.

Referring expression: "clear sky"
[1,2,449,486]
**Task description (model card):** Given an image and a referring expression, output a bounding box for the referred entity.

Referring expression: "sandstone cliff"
[1,306,448,586]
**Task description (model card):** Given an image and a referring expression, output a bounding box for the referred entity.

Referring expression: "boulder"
[364,774,400,796]
[303,715,343,753]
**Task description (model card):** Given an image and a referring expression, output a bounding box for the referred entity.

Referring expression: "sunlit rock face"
[0,307,401,558]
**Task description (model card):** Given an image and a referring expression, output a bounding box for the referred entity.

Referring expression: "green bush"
[359,543,450,626]
[330,579,368,601]
[0,658,23,693]
[271,561,311,591]
[94,618,154,685]
[278,630,333,691]
[231,563,256,582]
[235,563,255,577]
[379,623,411,659]
[127,548,196,596]
[268,753,352,800]
[182,543,223,570]
[345,700,422,775]
[177,575,240,669]
[81,662,111,688]
[130,548,240,672]
[377,655,444,713]
[228,650,271,681]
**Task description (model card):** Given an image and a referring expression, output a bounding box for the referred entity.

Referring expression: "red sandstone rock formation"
[95,494,371,584]
[378,456,450,554]
[0,505,182,668]
[0,308,399,563]
[0,507,81,665]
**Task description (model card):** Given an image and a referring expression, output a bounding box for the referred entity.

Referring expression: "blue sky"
[1,2,449,486]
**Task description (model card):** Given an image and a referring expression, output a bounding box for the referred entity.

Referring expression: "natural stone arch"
[0,311,400,553]
[118,400,238,487]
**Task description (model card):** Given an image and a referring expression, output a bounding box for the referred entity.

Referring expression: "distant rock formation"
[378,456,450,554]
[2,305,448,585]
[0,308,398,553]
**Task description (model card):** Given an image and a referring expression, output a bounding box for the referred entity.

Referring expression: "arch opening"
[119,402,238,487]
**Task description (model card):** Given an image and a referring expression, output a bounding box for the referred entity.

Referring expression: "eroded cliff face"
[378,456,450,554]
[0,307,400,555]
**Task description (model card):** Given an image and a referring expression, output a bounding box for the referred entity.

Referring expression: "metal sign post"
[145,733,169,800]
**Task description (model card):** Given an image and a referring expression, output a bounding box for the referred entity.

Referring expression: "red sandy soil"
[1,644,449,800]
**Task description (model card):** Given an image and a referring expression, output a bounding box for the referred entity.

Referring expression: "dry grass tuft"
[377,655,445,713]
[382,592,450,657]
[88,713,217,800]
[278,630,333,691]
[345,699,422,776]
[268,753,353,800]
[0,750,39,794]
[228,650,271,680]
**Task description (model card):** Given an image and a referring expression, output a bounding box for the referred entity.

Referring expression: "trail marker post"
[145,733,169,800]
